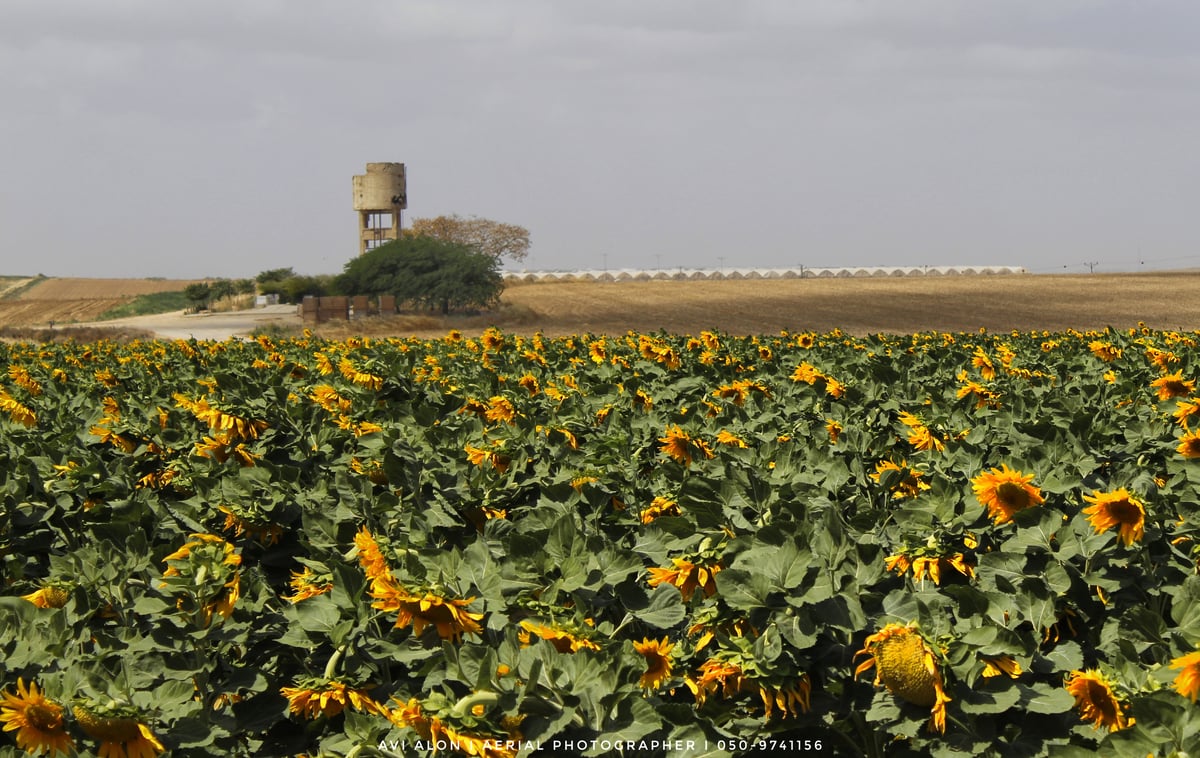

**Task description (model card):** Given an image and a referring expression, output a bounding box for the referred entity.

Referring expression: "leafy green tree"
[256,267,295,285]
[335,237,503,314]
[183,283,211,312]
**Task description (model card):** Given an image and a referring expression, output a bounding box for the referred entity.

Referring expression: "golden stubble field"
[4,272,1200,338]
[488,272,1200,336]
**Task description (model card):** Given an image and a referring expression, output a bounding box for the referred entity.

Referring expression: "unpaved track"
[75,305,302,341]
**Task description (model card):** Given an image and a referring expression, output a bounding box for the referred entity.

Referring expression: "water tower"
[352,163,407,255]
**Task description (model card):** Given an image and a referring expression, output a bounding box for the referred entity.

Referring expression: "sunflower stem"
[323,645,347,680]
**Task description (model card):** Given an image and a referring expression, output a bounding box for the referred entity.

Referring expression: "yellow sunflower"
[518,620,602,653]
[0,679,73,756]
[21,581,73,609]
[871,459,930,499]
[633,637,675,690]
[854,623,951,733]
[72,704,164,758]
[280,678,384,719]
[1081,488,1146,546]
[658,426,713,467]
[283,567,334,603]
[1170,650,1200,701]
[1151,371,1195,400]
[1177,431,1200,459]
[971,464,1044,525]
[647,558,721,601]
[1064,669,1133,732]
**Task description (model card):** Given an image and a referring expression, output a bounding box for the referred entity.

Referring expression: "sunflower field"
[1,325,1200,757]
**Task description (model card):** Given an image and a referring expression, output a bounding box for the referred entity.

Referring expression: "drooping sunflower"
[374,584,484,642]
[283,567,334,603]
[854,623,951,733]
[1064,669,1134,732]
[1170,650,1200,701]
[686,656,810,720]
[633,637,676,691]
[640,496,680,524]
[647,558,721,601]
[72,704,164,758]
[658,426,713,467]
[518,620,601,653]
[1151,371,1195,400]
[0,679,73,756]
[1177,431,1200,459]
[971,464,1045,525]
[1081,488,1146,546]
[280,678,384,720]
[980,655,1023,679]
[20,580,73,609]
[872,459,930,499]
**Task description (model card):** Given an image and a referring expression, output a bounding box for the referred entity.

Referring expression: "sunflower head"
[633,637,676,691]
[972,464,1044,525]
[1170,650,1200,702]
[0,679,73,757]
[1081,488,1146,546]
[1064,669,1134,732]
[854,623,951,733]
[72,701,164,756]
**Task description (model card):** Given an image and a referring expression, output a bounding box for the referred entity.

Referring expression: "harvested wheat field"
[0,277,203,329]
[387,271,1200,338]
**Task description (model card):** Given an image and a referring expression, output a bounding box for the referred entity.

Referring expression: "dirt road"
[79,305,302,341]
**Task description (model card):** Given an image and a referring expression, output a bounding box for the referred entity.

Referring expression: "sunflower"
[1064,669,1133,732]
[518,620,601,653]
[825,419,842,444]
[686,657,809,720]
[640,496,680,524]
[374,584,484,642]
[387,697,521,758]
[72,704,164,758]
[1175,399,1200,428]
[0,389,37,427]
[854,623,951,733]
[658,426,713,467]
[1081,488,1146,546]
[280,678,384,719]
[871,459,930,499]
[633,637,675,690]
[885,552,974,585]
[1151,371,1195,400]
[484,396,516,424]
[647,558,721,601]
[980,655,1023,679]
[0,679,73,756]
[21,581,73,609]
[1088,341,1123,362]
[1170,650,1200,701]
[1177,431,1200,459]
[283,567,334,603]
[971,464,1044,525]
[715,430,748,448]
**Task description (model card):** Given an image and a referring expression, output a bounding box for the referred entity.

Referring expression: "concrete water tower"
[353,163,407,255]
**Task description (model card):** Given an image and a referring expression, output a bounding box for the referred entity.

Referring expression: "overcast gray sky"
[3,1,1198,279]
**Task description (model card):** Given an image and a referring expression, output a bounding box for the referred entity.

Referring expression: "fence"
[299,295,396,323]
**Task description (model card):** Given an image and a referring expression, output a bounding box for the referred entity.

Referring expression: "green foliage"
[182,282,211,312]
[258,275,332,305]
[335,237,504,314]
[1,326,1200,756]
[95,290,192,320]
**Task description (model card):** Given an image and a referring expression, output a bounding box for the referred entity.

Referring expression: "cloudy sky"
[3,1,1199,279]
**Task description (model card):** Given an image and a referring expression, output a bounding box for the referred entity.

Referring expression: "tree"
[335,237,503,315]
[404,214,530,262]
[183,283,211,312]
